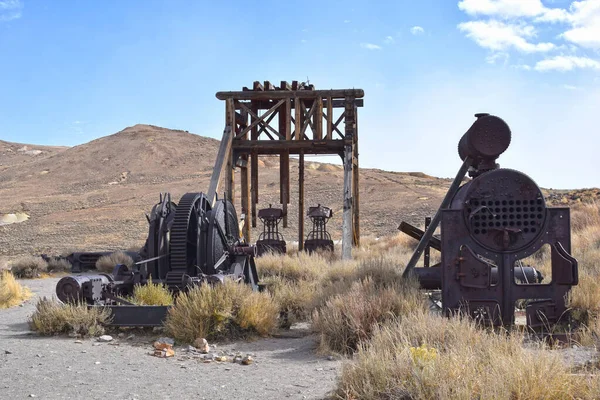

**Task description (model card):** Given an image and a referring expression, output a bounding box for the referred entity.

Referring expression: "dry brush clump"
[312,276,426,355]
[0,271,31,308]
[335,312,600,400]
[164,281,279,343]
[567,201,600,341]
[10,256,48,278]
[95,251,134,273]
[46,257,72,273]
[29,297,110,337]
[129,278,174,306]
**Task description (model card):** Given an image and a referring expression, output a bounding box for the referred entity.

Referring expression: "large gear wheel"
[166,193,211,289]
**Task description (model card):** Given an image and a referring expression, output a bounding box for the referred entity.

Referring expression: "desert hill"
[0,139,68,172]
[0,124,597,260]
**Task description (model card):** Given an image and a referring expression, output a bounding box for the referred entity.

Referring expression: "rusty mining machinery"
[304,204,334,253]
[55,128,260,326]
[401,113,578,329]
[255,205,287,256]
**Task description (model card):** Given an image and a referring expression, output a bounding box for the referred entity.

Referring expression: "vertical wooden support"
[280,99,291,227]
[342,97,355,259]
[326,96,333,140]
[251,150,258,228]
[352,103,360,247]
[315,97,323,140]
[225,98,235,203]
[250,102,259,228]
[295,98,302,141]
[240,155,250,242]
[298,150,305,251]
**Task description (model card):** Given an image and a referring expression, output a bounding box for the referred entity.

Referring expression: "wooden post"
[315,97,323,140]
[342,97,355,259]
[207,126,233,206]
[280,99,291,227]
[326,96,333,140]
[298,150,305,251]
[225,98,235,203]
[352,103,360,247]
[251,101,259,228]
[240,155,250,242]
[295,98,302,141]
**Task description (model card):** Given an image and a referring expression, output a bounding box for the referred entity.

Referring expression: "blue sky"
[1,0,599,189]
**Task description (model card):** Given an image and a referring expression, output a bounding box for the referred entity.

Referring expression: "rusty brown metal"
[401,114,578,329]
[256,205,287,256]
[304,204,334,253]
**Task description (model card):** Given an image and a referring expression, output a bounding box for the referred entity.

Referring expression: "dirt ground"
[0,277,341,400]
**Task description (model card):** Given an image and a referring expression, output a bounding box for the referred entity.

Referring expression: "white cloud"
[534,55,600,71]
[360,42,382,50]
[410,26,424,35]
[344,19,351,23]
[512,64,532,71]
[384,36,395,44]
[562,84,579,90]
[486,52,510,64]
[300,39,307,43]
[0,0,22,21]
[457,0,570,22]
[458,20,555,53]
[560,0,600,49]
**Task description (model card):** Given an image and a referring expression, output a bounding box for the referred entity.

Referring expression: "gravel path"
[0,278,341,400]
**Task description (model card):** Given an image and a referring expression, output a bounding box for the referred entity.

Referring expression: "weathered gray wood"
[236,100,285,139]
[207,126,233,206]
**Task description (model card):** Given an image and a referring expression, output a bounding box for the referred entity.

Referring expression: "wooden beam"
[251,150,258,228]
[326,96,333,140]
[298,150,305,251]
[315,97,323,140]
[299,100,317,139]
[207,126,233,206]
[233,99,363,110]
[352,105,360,247]
[216,89,365,101]
[236,99,285,139]
[240,155,250,242]
[253,81,264,91]
[264,81,275,91]
[342,144,352,260]
[232,139,348,155]
[295,98,302,141]
[225,99,235,205]
[280,80,291,91]
[279,100,290,225]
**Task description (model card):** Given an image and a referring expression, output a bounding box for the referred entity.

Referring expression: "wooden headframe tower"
[215,81,363,259]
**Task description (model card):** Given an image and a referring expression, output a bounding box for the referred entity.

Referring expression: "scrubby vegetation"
[164,280,279,343]
[29,297,110,336]
[0,271,31,308]
[334,312,600,399]
[95,251,134,273]
[10,256,48,278]
[129,278,174,306]
[46,257,72,273]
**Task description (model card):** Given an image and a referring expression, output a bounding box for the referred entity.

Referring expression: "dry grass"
[164,281,279,343]
[10,256,48,278]
[0,271,31,308]
[312,277,425,355]
[29,297,110,337]
[46,257,72,273]
[129,278,174,306]
[334,312,600,400]
[95,251,134,273]
[566,202,600,343]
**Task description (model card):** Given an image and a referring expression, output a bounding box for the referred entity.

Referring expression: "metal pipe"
[402,156,473,278]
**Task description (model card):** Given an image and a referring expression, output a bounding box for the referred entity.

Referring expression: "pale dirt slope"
[0,124,451,258]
